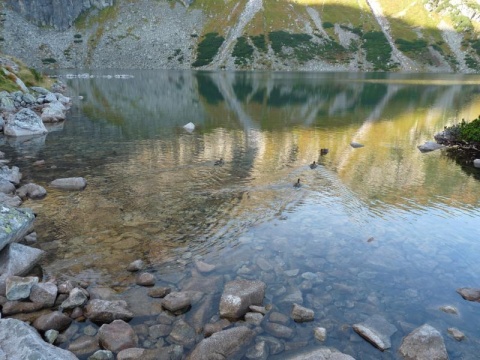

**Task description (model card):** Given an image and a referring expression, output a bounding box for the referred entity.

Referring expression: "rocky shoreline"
[1,68,480,359]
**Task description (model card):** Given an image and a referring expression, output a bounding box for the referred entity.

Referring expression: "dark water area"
[3,70,480,358]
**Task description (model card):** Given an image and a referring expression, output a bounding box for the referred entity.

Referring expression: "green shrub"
[323,22,334,29]
[459,116,480,142]
[193,32,224,67]
[41,58,57,64]
[74,33,82,39]
[471,39,480,56]
[232,36,254,66]
[251,35,266,52]
[395,38,428,53]
[362,31,393,70]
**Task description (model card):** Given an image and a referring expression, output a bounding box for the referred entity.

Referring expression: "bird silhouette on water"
[310,161,318,169]
[293,178,301,188]
[214,158,224,166]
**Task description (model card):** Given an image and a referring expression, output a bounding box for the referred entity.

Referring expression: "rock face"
[6,0,114,30]
[399,324,448,360]
[353,314,397,351]
[219,280,266,319]
[187,326,255,360]
[0,318,78,359]
[4,108,48,137]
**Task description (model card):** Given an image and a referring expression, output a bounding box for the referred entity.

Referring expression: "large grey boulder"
[50,177,87,191]
[4,109,48,137]
[353,314,397,351]
[399,324,448,360]
[0,243,45,295]
[187,326,255,360]
[219,280,266,319]
[0,166,22,185]
[283,347,356,360]
[84,299,134,323]
[0,318,79,359]
[0,206,35,250]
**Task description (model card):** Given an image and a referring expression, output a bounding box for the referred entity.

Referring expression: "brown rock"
[99,319,138,353]
[68,335,100,356]
[2,300,43,315]
[118,348,146,360]
[147,287,171,298]
[136,273,155,287]
[162,292,191,314]
[457,288,480,302]
[33,311,72,332]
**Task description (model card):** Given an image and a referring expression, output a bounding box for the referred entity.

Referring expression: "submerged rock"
[187,326,255,360]
[99,320,138,353]
[84,299,134,323]
[399,324,448,360]
[447,327,465,341]
[162,291,192,314]
[283,347,355,360]
[291,303,314,322]
[353,314,397,351]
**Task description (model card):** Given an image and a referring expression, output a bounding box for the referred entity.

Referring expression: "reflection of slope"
[213,0,263,66]
[337,84,402,171]
[423,85,461,127]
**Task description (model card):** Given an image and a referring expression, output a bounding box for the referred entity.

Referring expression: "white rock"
[183,122,195,132]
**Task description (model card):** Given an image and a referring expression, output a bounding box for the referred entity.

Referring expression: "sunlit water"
[3,71,480,358]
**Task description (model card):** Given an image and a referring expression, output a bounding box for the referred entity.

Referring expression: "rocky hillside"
[1,0,480,72]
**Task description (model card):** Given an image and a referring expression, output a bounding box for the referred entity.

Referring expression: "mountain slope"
[1,0,480,72]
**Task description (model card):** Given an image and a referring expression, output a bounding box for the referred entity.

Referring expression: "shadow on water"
[3,71,480,359]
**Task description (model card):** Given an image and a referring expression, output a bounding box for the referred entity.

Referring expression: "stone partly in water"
[219,280,266,320]
[350,142,365,148]
[84,299,134,323]
[417,141,444,153]
[353,314,397,351]
[16,183,47,200]
[0,318,78,359]
[49,177,87,191]
[447,327,465,341]
[4,108,48,136]
[398,324,448,360]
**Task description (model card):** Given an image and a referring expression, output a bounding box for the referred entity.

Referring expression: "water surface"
[4,71,480,358]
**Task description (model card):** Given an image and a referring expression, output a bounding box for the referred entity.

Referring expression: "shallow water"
[4,71,480,358]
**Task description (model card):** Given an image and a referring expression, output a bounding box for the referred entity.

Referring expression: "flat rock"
[187,326,255,360]
[49,177,87,191]
[162,291,191,314]
[0,318,78,359]
[148,286,171,298]
[399,324,448,360]
[2,300,44,315]
[219,280,266,319]
[353,314,397,351]
[68,335,100,356]
[84,299,134,323]
[117,348,145,360]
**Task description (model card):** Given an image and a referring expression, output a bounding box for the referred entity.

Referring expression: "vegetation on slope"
[0,55,50,92]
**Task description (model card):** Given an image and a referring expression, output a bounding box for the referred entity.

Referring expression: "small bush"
[74,33,82,39]
[460,116,480,142]
[233,36,254,65]
[395,38,428,53]
[323,22,334,29]
[41,58,57,64]
[362,31,393,70]
[251,35,266,52]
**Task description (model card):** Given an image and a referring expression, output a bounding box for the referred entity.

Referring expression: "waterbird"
[320,148,329,156]
[310,161,318,169]
[214,158,224,166]
[293,178,301,188]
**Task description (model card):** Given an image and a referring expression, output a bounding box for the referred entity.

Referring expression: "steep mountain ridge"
[1,0,480,72]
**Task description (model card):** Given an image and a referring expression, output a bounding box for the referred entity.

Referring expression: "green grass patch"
[193,32,224,67]
[232,36,254,66]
